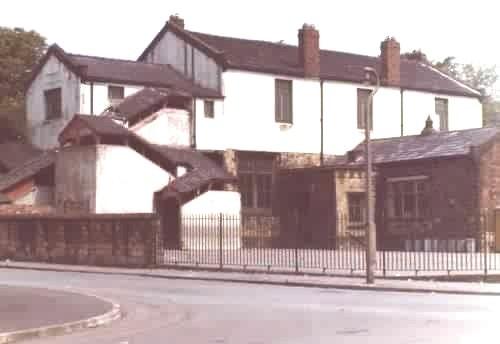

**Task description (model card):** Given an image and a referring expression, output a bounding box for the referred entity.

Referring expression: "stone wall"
[0,213,161,267]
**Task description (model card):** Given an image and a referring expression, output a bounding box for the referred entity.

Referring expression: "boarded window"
[204,100,214,118]
[44,88,62,120]
[357,88,373,130]
[435,98,449,131]
[387,179,429,219]
[275,79,293,123]
[348,192,366,225]
[238,155,274,210]
[108,86,124,102]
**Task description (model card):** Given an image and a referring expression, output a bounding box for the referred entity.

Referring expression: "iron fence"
[160,213,500,276]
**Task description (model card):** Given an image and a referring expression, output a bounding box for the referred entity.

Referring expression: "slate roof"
[0,193,11,204]
[108,87,170,121]
[350,127,499,165]
[0,143,42,171]
[187,31,478,98]
[0,152,55,192]
[27,45,221,99]
[139,21,479,98]
[59,115,234,199]
[153,145,235,196]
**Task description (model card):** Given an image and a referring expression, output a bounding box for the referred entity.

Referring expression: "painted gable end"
[26,55,81,150]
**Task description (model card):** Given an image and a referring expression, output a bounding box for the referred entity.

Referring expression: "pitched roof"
[139,22,479,98]
[58,115,234,198]
[108,87,170,121]
[0,193,11,204]
[153,146,235,197]
[350,127,499,165]
[27,45,221,99]
[0,152,55,192]
[0,143,42,172]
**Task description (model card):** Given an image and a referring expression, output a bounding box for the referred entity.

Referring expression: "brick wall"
[0,213,161,267]
[376,157,479,247]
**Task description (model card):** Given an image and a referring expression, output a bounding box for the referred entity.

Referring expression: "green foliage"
[0,27,47,139]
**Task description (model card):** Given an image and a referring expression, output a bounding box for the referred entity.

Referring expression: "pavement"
[2,268,500,344]
[2,260,500,295]
[0,284,120,344]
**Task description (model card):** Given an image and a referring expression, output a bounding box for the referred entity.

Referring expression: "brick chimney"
[380,37,400,86]
[298,24,320,78]
[169,14,185,29]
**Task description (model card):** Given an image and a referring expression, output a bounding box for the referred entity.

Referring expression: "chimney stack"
[169,14,185,29]
[298,24,320,78]
[380,37,400,86]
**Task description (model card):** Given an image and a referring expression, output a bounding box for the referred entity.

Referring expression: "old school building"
[0,15,487,246]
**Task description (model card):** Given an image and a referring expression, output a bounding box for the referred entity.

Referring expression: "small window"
[435,98,448,131]
[348,192,366,225]
[44,88,62,120]
[357,88,373,130]
[275,79,293,123]
[387,179,429,219]
[238,155,275,210]
[108,85,124,102]
[204,100,214,118]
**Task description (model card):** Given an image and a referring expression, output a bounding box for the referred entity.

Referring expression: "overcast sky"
[3,0,499,92]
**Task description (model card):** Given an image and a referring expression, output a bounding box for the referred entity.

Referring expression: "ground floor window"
[387,177,429,219]
[347,192,366,226]
[238,154,275,210]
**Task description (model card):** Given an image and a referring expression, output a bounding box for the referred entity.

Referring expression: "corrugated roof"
[350,127,499,164]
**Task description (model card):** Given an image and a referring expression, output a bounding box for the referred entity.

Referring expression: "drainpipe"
[400,89,405,136]
[90,82,94,115]
[192,97,197,148]
[320,80,324,166]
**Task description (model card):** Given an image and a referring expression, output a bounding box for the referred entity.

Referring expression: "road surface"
[1,268,498,344]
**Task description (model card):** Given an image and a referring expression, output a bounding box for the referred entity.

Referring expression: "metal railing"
[160,213,500,277]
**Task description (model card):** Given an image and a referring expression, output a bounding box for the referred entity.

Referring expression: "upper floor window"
[435,98,448,131]
[44,88,62,120]
[275,79,293,124]
[357,88,373,130]
[386,178,429,220]
[108,85,124,103]
[204,100,214,118]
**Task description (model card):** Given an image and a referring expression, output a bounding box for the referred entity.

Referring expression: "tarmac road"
[1,268,499,344]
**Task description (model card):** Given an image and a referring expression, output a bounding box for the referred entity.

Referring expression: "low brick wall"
[0,213,161,267]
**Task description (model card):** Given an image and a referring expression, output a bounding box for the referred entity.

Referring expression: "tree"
[0,27,47,139]
[401,49,430,64]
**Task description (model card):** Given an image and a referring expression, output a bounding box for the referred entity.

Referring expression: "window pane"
[45,88,62,120]
[204,100,214,118]
[256,174,272,209]
[357,89,373,130]
[348,193,365,223]
[239,174,254,208]
[435,98,448,131]
[108,86,124,101]
[275,79,293,123]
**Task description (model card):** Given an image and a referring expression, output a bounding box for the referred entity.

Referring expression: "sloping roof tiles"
[350,127,499,164]
[0,152,55,192]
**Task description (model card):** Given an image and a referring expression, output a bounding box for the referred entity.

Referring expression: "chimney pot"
[298,24,320,78]
[380,37,400,86]
[169,14,185,29]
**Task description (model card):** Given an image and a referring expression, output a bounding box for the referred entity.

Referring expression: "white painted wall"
[181,191,242,249]
[198,70,483,155]
[95,145,172,213]
[26,55,81,150]
[402,90,482,135]
[132,108,190,146]
[80,82,142,115]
